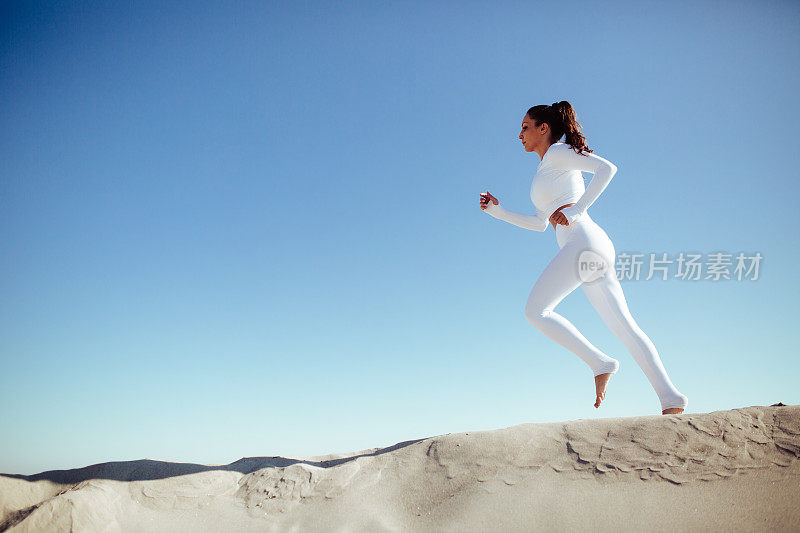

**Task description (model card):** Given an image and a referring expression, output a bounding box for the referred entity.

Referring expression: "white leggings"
[524,213,688,411]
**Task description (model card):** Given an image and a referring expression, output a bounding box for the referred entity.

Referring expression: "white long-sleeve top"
[484,142,618,232]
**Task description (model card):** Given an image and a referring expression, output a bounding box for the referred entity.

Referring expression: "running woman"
[480,101,688,415]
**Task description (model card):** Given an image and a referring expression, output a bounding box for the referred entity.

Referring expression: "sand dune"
[2,404,799,532]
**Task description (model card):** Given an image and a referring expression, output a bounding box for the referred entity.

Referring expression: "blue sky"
[1,0,798,475]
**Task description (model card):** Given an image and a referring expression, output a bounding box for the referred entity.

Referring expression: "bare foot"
[594,372,613,408]
[662,408,684,415]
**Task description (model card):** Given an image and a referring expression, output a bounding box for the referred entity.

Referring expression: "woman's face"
[518,116,548,153]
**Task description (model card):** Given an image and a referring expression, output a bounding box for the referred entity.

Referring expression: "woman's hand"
[558,204,584,225]
[480,191,499,210]
[549,202,576,227]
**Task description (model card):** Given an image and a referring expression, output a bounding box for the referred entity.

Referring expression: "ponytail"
[526,100,592,155]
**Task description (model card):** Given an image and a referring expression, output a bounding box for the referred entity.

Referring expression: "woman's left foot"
[662,408,684,415]
[594,372,613,408]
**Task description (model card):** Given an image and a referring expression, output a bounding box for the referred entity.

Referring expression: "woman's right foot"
[661,393,688,415]
[594,372,613,408]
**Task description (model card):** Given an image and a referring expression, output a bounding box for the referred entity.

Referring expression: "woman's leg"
[524,242,620,377]
[581,266,689,411]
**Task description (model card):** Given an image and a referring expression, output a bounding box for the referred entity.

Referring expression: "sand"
[1,404,799,532]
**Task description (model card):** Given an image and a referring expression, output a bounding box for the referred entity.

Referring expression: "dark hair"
[526,101,592,155]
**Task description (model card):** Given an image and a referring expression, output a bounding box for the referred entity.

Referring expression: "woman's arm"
[484,201,549,232]
[549,145,618,224]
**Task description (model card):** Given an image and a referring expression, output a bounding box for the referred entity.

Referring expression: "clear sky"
[2,0,798,475]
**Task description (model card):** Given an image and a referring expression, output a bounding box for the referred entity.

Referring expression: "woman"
[479,101,688,415]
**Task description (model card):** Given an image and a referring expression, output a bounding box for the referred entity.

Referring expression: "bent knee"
[524,304,553,327]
